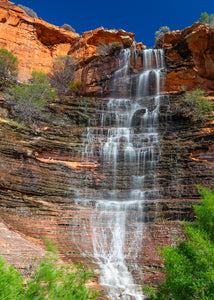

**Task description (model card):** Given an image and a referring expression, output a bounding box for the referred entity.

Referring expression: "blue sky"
[15,0,213,47]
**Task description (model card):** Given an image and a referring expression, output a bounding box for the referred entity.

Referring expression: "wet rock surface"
[0,91,213,288]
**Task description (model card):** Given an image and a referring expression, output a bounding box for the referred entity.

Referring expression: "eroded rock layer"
[0,0,214,293]
[0,92,213,287]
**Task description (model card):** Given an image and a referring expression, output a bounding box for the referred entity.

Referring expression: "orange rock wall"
[158,22,214,92]
[0,0,135,82]
[0,0,79,80]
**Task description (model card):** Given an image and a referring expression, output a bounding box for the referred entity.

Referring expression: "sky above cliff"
[16,0,213,47]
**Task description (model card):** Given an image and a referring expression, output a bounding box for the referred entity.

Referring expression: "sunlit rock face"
[0,0,79,81]
[0,1,214,296]
[156,22,214,92]
[0,0,135,85]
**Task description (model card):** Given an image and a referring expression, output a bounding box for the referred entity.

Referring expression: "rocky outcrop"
[157,22,214,92]
[0,0,79,80]
[0,0,135,85]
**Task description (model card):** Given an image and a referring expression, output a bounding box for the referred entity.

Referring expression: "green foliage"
[0,248,98,300]
[148,187,214,300]
[3,119,27,129]
[48,56,77,96]
[61,24,76,32]
[18,4,38,18]
[97,42,120,56]
[69,80,83,95]
[182,89,213,122]
[6,71,55,126]
[0,48,18,90]
[0,257,25,299]
[26,252,98,299]
[155,26,170,42]
[194,186,214,240]
[200,12,210,23]
[200,12,214,26]
[31,70,49,85]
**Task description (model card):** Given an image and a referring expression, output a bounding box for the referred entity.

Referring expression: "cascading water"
[74,48,167,299]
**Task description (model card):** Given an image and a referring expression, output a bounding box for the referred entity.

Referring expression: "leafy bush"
[0,257,25,299]
[97,42,120,56]
[0,48,18,90]
[31,70,50,85]
[147,187,214,300]
[6,71,55,127]
[69,80,83,95]
[200,12,210,23]
[182,89,213,122]
[61,24,76,32]
[200,12,214,26]
[0,247,98,299]
[155,26,170,42]
[48,56,78,96]
[25,251,98,299]
[18,4,38,18]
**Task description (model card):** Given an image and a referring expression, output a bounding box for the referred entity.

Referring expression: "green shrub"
[0,257,25,299]
[200,12,214,26]
[200,12,210,23]
[31,70,50,85]
[48,56,78,96]
[0,48,18,90]
[182,89,213,122]
[0,248,98,300]
[26,251,98,299]
[147,187,214,300]
[6,71,56,126]
[18,4,38,18]
[155,26,170,42]
[69,80,83,95]
[61,24,76,32]
[97,42,120,56]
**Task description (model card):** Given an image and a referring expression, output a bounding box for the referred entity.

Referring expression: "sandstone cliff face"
[0,0,135,85]
[157,22,214,92]
[77,22,214,96]
[0,0,214,292]
[3,1,214,96]
[0,0,79,80]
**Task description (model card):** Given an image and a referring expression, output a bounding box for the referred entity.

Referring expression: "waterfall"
[74,48,167,299]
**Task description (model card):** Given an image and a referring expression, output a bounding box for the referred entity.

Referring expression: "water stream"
[74,48,166,299]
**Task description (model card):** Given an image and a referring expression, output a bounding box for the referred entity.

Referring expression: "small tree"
[155,26,170,42]
[147,187,214,300]
[6,71,56,127]
[48,56,77,96]
[0,48,18,90]
[200,12,214,27]
[200,12,209,23]
[182,89,213,122]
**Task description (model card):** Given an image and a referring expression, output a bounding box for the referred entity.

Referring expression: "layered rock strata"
[0,93,213,287]
[0,0,214,292]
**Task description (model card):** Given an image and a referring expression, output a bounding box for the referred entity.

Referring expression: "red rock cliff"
[0,0,135,83]
[157,22,214,92]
